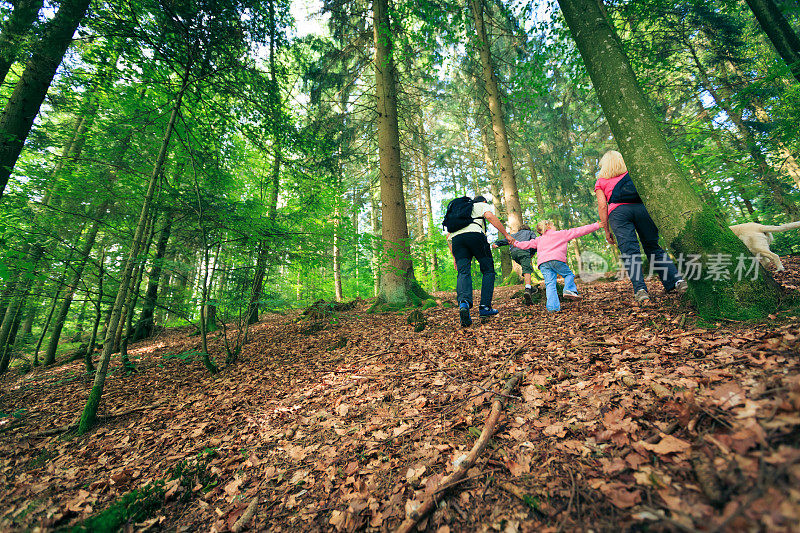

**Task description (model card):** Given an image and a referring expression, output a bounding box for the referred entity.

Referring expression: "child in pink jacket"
[513,220,600,312]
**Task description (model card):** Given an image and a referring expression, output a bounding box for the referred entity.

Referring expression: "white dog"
[729,221,800,271]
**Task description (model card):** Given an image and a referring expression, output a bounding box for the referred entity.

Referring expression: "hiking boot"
[674,279,688,295]
[635,289,650,304]
[479,306,499,317]
[562,289,581,300]
[523,287,533,305]
[459,302,472,327]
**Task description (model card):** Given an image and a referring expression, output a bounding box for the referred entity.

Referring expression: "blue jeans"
[608,203,680,294]
[452,232,496,308]
[539,260,577,312]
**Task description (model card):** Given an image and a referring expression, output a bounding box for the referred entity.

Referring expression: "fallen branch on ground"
[394,372,523,533]
[232,498,258,532]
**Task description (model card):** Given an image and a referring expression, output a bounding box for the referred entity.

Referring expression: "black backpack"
[608,173,643,204]
[442,196,484,233]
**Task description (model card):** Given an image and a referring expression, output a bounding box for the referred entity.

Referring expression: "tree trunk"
[79,65,189,434]
[0,0,91,198]
[481,119,514,279]
[745,0,800,84]
[85,248,104,373]
[352,186,362,297]
[20,300,36,341]
[32,286,61,367]
[133,214,172,341]
[557,0,781,319]
[71,297,88,342]
[247,0,282,324]
[470,0,522,232]
[370,179,381,297]
[119,215,155,368]
[43,205,107,364]
[0,245,43,370]
[0,0,45,86]
[526,150,547,216]
[419,117,439,291]
[489,176,513,279]
[333,189,343,301]
[373,0,426,306]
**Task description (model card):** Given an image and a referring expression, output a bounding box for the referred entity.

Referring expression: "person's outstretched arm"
[560,222,601,241]
[595,189,615,245]
[513,237,539,250]
[484,211,516,246]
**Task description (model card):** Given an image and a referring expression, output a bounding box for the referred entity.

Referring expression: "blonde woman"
[594,150,686,303]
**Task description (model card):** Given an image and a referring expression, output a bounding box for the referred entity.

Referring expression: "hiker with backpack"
[512,219,601,312]
[492,223,539,304]
[595,150,687,304]
[444,195,516,327]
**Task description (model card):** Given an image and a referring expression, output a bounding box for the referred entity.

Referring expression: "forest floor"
[1,259,800,532]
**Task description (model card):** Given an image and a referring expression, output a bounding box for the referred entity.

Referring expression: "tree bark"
[557,0,781,319]
[370,177,381,297]
[0,0,45,86]
[333,183,343,302]
[0,0,91,198]
[85,248,104,373]
[470,0,522,232]
[133,213,172,341]
[373,0,425,306]
[480,119,513,278]
[745,0,800,84]
[419,117,439,291]
[79,65,189,434]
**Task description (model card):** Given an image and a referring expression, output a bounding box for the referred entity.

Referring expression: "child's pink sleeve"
[513,237,539,250]
[562,222,601,241]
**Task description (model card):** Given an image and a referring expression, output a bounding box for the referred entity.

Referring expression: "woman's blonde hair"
[536,220,554,235]
[598,150,628,180]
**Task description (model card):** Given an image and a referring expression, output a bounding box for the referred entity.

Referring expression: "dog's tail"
[759,220,800,233]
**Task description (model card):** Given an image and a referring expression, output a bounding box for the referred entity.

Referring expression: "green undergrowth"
[62,449,218,532]
[61,482,165,533]
[500,271,523,286]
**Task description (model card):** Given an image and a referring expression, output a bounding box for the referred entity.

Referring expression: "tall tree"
[0,0,92,198]
[79,64,190,434]
[744,0,800,84]
[556,0,781,319]
[470,0,522,232]
[0,0,45,86]
[372,0,427,306]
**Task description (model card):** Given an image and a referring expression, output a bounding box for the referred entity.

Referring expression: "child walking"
[513,220,600,312]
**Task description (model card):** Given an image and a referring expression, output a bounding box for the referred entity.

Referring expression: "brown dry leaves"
[1,259,800,531]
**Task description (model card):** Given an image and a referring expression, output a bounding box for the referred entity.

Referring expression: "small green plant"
[62,482,165,532]
[163,349,202,363]
[168,447,219,499]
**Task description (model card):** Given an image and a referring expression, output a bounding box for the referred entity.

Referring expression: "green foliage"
[62,482,165,533]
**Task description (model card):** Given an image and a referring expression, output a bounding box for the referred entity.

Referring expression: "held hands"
[507,237,517,247]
